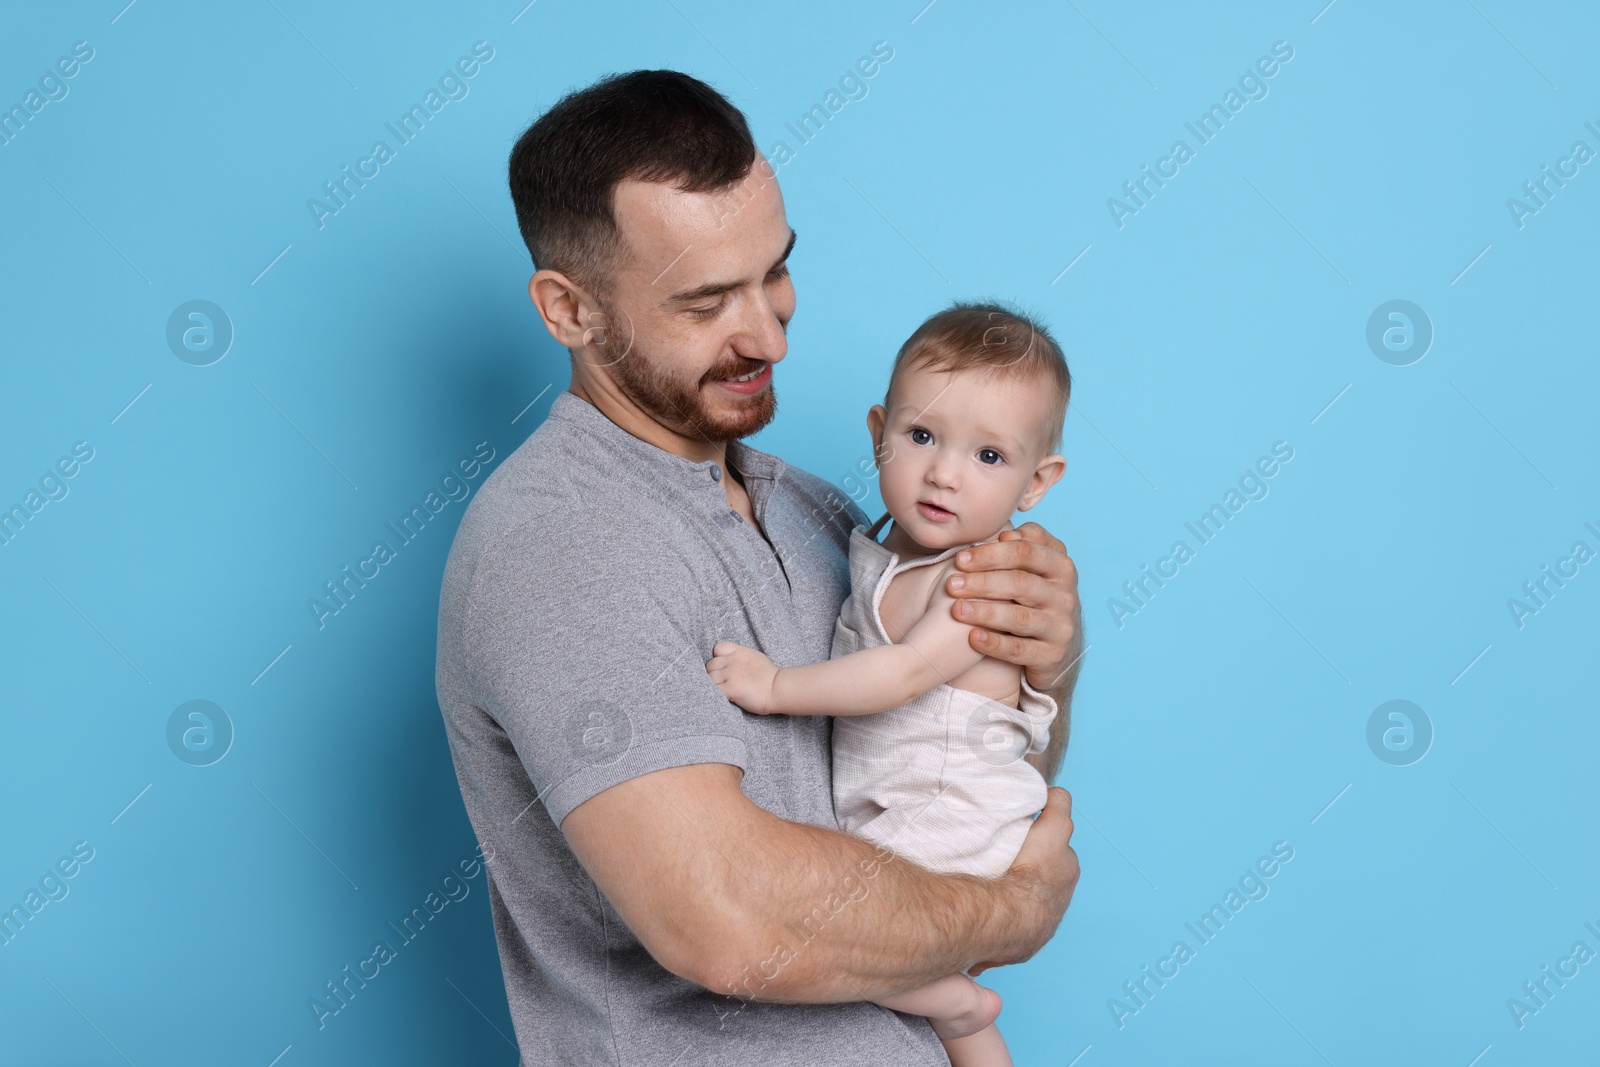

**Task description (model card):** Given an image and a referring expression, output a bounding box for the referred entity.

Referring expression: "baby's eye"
[908,427,932,445]
[978,449,1004,465]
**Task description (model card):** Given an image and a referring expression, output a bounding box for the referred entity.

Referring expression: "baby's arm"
[707,564,988,716]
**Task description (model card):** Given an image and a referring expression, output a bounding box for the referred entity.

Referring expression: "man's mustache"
[706,359,769,383]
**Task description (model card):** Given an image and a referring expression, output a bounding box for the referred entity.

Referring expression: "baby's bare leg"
[873,971,1000,1041]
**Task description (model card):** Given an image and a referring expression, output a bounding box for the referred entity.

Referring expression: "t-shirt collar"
[546,389,786,488]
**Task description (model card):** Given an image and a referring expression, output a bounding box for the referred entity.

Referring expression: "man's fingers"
[958,596,1049,638]
[1032,787,1076,847]
[954,535,1051,575]
[963,525,1070,572]
[948,567,1048,606]
[1048,785,1073,825]
[1012,786,1076,875]
[971,627,1038,668]
[1003,520,1065,555]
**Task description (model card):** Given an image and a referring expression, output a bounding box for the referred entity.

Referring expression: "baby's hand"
[706,641,781,715]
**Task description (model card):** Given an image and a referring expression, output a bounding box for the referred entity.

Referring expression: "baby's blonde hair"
[887,300,1071,453]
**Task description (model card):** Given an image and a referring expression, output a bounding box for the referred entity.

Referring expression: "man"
[436,70,1084,1065]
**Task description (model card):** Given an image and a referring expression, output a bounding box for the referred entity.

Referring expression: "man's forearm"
[710,818,1041,1004]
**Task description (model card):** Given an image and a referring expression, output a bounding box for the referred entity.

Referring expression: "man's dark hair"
[508,70,758,299]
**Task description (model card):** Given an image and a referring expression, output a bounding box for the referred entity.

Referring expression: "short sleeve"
[460,520,751,827]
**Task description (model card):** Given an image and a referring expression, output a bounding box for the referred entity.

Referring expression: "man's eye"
[908,427,932,445]
[978,449,1004,465]
[687,299,725,319]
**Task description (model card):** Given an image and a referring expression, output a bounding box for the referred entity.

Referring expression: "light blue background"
[3,1,1596,1064]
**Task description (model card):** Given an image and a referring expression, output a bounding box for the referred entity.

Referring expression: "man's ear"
[867,404,889,467]
[528,269,599,350]
[1018,453,1066,511]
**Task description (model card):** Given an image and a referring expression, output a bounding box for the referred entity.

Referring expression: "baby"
[706,301,1071,1067]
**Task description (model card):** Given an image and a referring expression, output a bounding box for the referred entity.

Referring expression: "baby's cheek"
[887,468,925,508]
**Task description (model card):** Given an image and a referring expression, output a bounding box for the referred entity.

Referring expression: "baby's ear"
[866,404,890,465]
[1018,454,1066,511]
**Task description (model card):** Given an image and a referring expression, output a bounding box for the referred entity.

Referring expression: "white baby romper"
[830,514,1058,879]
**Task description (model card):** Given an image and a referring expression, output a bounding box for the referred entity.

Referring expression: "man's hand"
[706,641,781,714]
[946,522,1084,700]
[969,786,1079,977]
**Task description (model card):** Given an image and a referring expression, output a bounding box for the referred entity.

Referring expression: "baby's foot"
[929,983,1001,1041]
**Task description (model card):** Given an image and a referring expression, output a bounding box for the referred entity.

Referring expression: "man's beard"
[597,301,778,443]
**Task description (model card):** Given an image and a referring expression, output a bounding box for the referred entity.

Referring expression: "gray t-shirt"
[435,390,949,1065]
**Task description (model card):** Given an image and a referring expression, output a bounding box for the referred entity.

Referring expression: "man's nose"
[732,292,788,363]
